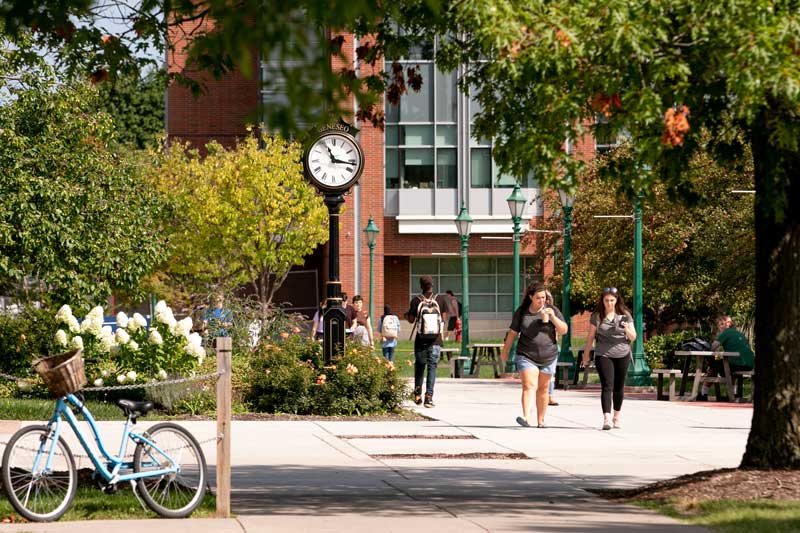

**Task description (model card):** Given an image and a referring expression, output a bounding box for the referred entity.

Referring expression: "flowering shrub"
[246,336,406,415]
[53,301,206,387]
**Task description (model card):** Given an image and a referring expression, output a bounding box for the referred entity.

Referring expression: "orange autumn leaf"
[662,105,691,147]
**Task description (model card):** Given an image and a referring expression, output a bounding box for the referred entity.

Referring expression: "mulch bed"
[591,468,800,502]
[171,410,432,422]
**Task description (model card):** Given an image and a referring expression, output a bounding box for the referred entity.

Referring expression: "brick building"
[167,28,596,339]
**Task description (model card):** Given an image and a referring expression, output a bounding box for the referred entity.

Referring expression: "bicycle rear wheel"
[133,422,207,518]
[1,425,77,522]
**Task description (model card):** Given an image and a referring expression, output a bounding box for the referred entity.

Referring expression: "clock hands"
[325,145,354,166]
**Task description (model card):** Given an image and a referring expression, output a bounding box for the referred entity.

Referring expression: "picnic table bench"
[674,350,740,401]
[469,343,503,378]
[651,369,683,401]
[440,347,468,378]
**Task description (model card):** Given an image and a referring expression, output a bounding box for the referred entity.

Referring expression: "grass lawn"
[0,397,126,421]
[636,499,800,533]
[0,486,216,521]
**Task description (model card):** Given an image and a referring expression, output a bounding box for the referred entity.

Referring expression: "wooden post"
[215,337,232,518]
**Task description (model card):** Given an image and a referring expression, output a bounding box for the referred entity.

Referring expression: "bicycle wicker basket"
[32,349,87,398]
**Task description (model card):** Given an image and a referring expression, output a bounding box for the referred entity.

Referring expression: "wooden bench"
[733,370,754,402]
[651,369,683,401]
[555,362,573,390]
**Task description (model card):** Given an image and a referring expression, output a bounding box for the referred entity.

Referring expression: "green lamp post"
[363,216,379,335]
[558,190,575,364]
[626,195,651,385]
[505,183,527,373]
[455,203,473,360]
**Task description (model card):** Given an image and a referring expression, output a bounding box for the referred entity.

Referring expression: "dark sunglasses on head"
[602,287,618,295]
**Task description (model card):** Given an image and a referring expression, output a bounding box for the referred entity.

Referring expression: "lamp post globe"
[455,204,473,360]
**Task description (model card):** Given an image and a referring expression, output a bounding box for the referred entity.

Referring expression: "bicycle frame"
[41,394,178,484]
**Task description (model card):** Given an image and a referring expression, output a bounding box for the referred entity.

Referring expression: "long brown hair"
[519,282,547,312]
[593,287,631,318]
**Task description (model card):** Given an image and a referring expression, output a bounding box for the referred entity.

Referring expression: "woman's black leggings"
[595,355,630,413]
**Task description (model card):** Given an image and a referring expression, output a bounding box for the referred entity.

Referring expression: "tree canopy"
[0,63,171,308]
[152,132,328,314]
[536,145,755,328]
[97,68,166,148]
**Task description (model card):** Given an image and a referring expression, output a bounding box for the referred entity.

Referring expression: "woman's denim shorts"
[515,355,557,375]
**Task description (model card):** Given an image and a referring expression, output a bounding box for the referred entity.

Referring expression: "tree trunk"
[741,106,800,468]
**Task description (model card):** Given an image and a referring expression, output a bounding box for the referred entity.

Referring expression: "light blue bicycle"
[1,391,207,521]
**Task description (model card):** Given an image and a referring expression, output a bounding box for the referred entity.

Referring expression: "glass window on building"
[595,114,621,154]
[409,257,541,315]
[385,41,457,190]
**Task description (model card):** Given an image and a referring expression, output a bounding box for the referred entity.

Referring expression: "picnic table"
[440,347,468,378]
[469,343,503,378]
[674,350,740,401]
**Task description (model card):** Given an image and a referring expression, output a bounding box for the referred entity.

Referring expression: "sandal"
[548,399,559,406]
[602,421,612,431]
[612,419,621,429]
[516,416,531,428]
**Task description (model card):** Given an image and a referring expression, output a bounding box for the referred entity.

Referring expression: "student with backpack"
[406,276,449,408]
[378,304,400,362]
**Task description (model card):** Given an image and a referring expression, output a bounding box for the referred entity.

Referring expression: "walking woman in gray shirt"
[582,287,636,430]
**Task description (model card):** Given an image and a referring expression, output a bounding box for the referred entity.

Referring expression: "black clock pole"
[322,193,347,364]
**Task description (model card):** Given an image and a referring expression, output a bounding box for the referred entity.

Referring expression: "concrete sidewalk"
[2,378,752,532]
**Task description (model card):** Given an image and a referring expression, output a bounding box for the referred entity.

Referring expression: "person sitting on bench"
[698,315,754,401]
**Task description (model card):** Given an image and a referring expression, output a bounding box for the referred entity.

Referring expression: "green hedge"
[643,330,701,369]
[0,306,59,377]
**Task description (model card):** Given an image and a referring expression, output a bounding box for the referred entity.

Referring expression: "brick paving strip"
[338,434,477,440]
[370,452,529,460]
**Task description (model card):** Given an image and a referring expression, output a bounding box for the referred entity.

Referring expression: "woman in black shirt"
[501,282,568,428]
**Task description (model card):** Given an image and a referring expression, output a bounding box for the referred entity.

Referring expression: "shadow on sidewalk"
[216,463,695,531]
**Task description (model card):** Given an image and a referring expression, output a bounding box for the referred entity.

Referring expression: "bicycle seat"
[117,399,155,418]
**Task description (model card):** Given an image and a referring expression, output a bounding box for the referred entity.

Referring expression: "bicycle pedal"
[101,483,119,494]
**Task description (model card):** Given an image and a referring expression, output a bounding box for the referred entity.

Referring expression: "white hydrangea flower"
[101,369,109,377]
[126,370,137,381]
[115,328,130,344]
[157,369,168,380]
[187,332,203,347]
[175,316,193,338]
[117,374,126,384]
[86,316,102,336]
[116,312,129,328]
[67,315,80,333]
[87,306,104,321]
[80,318,92,333]
[127,312,147,332]
[154,300,167,314]
[70,335,84,350]
[99,325,113,338]
[93,378,103,387]
[148,329,163,345]
[98,335,115,353]
[55,304,73,323]
[55,329,68,347]
[129,340,139,352]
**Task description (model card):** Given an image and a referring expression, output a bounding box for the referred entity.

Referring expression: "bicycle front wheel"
[133,422,207,518]
[1,424,77,522]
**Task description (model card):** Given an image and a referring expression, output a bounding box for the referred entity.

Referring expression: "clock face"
[304,132,364,192]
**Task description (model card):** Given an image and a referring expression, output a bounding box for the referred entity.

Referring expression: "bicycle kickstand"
[129,480,148,512]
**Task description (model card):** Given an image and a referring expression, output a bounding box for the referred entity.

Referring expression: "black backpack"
[680,337,712,352]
